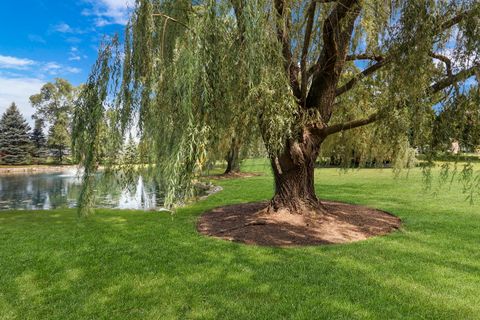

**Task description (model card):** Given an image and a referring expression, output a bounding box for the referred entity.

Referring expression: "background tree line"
[0,78,141,165]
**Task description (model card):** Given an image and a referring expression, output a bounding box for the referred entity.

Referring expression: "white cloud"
[0,55,35,70]
[41,62,62,75]
[53,22,74,33]
[0,54,81,76]
[0,55,81,117]
[40,62,81,76]
[82,0,134,26]
[68,47,82,61]
[52,23,86,34]
[0,76,45,124]
[65,67,82,74]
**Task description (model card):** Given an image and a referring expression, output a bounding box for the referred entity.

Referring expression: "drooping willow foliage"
[73,0,480,216]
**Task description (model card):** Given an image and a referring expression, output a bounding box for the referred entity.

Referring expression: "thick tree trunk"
[224,139,241,175]
[267,136,325,215]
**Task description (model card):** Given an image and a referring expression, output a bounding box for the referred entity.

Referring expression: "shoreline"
[0,165,79,175]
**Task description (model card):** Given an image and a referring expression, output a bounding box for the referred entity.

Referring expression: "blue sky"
[0,0,133,123]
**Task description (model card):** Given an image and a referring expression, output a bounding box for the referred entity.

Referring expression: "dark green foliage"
[432,87,480,152]
[0,103,32,164]
[30,78,76,125]
[48,112,71,163]
[417,153,480,163]
[123,135,139,165]
[30,78,77,164]
[30,119,48,163]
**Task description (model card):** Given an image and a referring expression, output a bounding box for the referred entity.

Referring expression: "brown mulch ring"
[205,172,262,180]
[197,201,401,247]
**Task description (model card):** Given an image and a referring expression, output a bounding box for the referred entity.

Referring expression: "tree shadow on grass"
[0,202,479,319]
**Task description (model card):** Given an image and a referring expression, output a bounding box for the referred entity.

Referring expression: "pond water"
[0,169,165,211]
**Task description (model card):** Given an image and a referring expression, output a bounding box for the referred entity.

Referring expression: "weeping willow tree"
[73,0,480,217]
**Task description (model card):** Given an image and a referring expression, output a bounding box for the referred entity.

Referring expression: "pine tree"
[0,103,32,164]
[123,135,139,165]
[30,119,48,163]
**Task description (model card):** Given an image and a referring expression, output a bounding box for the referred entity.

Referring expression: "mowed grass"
[1,159,480,319]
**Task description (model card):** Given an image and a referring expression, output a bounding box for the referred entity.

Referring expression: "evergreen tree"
[48,112,71,163]
[30,119,48,163]
[0,103,32,164]
[123,135,139,165]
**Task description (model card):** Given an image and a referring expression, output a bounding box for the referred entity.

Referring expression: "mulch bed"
[197,201,401,247]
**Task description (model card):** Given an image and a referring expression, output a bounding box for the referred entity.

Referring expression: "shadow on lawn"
[0,204,479,319]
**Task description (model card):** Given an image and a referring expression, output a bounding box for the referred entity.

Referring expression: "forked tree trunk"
[267,136,325,215]
[224,138,241,175]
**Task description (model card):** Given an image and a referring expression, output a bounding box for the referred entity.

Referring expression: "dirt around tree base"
[197,201,401,247]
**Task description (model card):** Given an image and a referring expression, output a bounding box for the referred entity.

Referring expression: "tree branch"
[333,7,477,97]
[152,13,190,30]
[319,64,478,137]
[428,64,478,94]
[306,0,360,117]
[274,0,302,99]
[300,1,317,106]
[336,58,389,97]
[429,52,453,78]
[318,112,379,137]
[441,10,473,30]
[346,54,384,62]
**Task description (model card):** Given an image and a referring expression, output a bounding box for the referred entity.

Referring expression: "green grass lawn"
[1,159,479,319]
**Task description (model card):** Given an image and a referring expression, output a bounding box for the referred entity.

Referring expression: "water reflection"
[0,169,165,211]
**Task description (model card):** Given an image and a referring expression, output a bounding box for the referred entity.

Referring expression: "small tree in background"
[123,135,139,165]
[30,78,77,164]
[30,119,48,163]
[0,103,32,165]
[48,112,71,163]
[30,78,76,126]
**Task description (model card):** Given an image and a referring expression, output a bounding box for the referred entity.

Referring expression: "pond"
[0,169,165,211]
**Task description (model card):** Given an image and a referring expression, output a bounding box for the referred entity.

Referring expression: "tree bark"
[224,138,241,174]
[267,134,325,215]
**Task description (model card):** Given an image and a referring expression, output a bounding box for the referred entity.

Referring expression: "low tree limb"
[318,64,478,137]
[336,58,389,97]
[428,64,478,95]
[334,7,477,97]
[318,112,379,137]
[346,54,384,62]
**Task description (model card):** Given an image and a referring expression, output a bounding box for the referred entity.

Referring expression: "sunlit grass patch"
[0,160,479,319]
